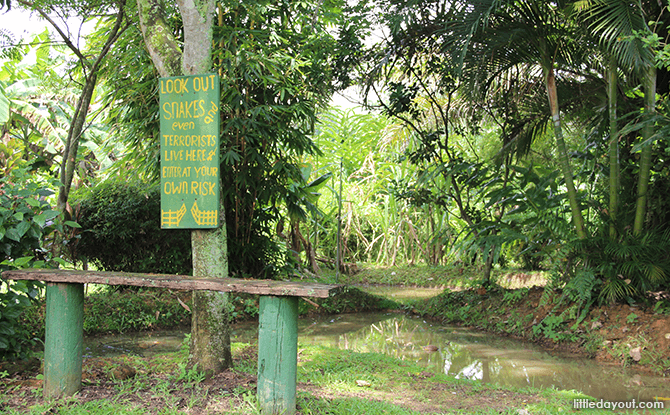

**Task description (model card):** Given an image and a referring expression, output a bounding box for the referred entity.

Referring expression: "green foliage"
[0,168,61,359]
[170,363,206,387]
[502,288,528,306]
[73,179,192,275]
[575,232,670,304]
[214,1,335,278]
[0,280,42,359]
[653,299,670,315]
[83,289,190,334]
[414,289,486,325]
[0,31,65,178]
[98,0,337,279]
[453,163,573,278]
[308,286,400,315]
[96,13,161,182]
[228,293,260,320]
[309,108,454,267]
[531,314,567,342]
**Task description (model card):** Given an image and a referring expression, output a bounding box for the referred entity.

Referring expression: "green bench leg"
[44,282,84,398]
[257,295,299,415]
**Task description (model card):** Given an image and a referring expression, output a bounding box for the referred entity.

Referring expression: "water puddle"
[84,330,186,357]
[84,312,669,402]
[295,313,669,402]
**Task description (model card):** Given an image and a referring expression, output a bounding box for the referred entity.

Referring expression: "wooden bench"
[2,269,341,415]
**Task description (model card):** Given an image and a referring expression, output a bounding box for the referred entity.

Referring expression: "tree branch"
[137,0,183,77]
[18,0,87,64]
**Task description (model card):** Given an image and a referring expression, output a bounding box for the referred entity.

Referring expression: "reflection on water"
[84,312,670,402]
[296,313,669,402]
[84,330,186,358]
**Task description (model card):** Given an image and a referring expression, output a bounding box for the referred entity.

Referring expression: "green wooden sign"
[160,74,220,229]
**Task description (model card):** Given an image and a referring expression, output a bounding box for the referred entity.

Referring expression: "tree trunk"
[633,65,657,236]
[543,65,587,239]
[190,225,232,373]
[26,1,127,215]
[137,0,231,373]
[482,246,495,287]
[57,73,97,215]
[607,57,619,240]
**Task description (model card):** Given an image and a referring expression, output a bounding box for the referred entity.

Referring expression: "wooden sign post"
[159,74,220,229]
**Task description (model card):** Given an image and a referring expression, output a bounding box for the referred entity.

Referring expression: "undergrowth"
[20,285,399,338]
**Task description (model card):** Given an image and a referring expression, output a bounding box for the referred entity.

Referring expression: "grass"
[316,263,547,290]
[0,339,611,415]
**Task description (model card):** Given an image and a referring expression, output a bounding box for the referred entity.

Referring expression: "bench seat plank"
[2,269,340,298]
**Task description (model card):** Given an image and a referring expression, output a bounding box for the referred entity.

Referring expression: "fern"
[579,230,670,304]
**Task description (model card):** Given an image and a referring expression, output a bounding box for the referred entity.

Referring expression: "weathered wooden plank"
[2,269,340,298]
[257,296,299,415]
[44,282,84,398]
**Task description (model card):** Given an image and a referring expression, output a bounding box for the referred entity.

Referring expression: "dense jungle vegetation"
[1,0,670,361]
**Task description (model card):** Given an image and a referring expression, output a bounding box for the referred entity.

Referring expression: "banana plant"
[0,30,62,175]
[283,162,332,272]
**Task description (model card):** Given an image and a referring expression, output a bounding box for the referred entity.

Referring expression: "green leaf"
[4,228,20,242]
[12,212,24,221]
[25,198,41,208]
[13,256,33,268]
[52,257,69,267]
[15,221,30,237]
[0,89,9,125]
[33,210,60,227]
[64,221,81,228]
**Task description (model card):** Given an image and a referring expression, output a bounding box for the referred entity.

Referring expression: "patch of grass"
[3,399,163,415]
[603,333,662,369]
[231,342,257,375]
[317,263,547,291]
[299,394,423,414]
[1,340,596,415]
[320,264,481,289]
[502,287,529,306]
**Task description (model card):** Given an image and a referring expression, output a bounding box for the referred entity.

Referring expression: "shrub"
[0,168,59,359]
[73,179,192,275]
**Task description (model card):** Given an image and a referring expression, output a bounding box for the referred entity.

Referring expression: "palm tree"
[577,0,660,236]
[453,0,590,239]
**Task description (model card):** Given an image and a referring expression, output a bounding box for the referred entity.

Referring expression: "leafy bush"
[588,232,670,304]
[83,289,190,334]
[0,168,60,359]
[73,180,192,275]
[320,286,400,313]
[548,232,670,306]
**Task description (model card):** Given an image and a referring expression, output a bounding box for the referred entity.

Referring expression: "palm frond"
[578,0,653,72]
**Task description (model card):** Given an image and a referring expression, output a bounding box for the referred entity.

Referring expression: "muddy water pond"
[84,311,668,402]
